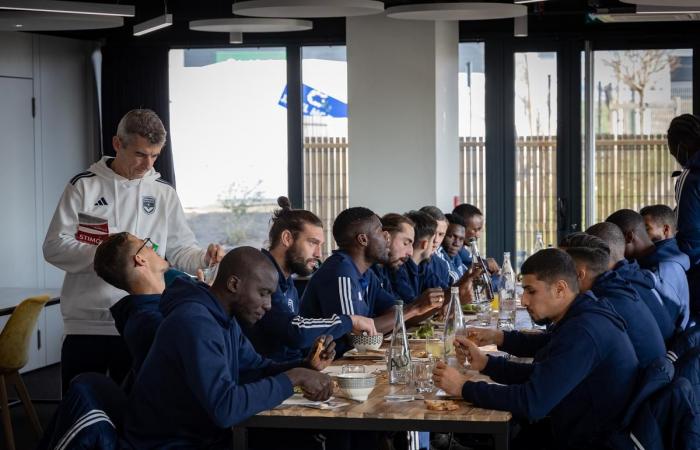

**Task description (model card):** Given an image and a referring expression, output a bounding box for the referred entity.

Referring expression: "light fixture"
[133,14,172,36]
[635,4,700,14]
[386,3,526,20]
[621,0,700,6]
[229,32,243,44]
[514,15,527,37]
[0,0,134,17]
[514,0,547,3]
[189,18,312,33]
[0,10,123,30]
[232,0,384,18]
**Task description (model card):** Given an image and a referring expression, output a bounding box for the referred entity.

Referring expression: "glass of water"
[476,302,492,326]
[413,359,435,393]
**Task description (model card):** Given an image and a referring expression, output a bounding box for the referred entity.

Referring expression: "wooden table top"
[256,356,512,424]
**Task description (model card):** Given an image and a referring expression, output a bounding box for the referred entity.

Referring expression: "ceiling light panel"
[233,0,384,18]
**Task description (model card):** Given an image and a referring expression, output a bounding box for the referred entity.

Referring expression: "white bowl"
[335,373,377,402]
[349,334,383,352]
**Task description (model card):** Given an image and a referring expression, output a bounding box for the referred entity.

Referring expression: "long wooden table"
[232,357,513,449]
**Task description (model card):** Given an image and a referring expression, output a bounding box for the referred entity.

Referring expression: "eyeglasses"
[135,238,158,256]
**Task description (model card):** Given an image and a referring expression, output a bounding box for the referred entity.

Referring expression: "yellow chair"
[0,295,49,450]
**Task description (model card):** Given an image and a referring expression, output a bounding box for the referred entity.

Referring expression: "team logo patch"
[287,298,295,312]
[142,196,156,215]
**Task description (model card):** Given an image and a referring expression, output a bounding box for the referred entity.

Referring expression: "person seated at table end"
[434,248,639,450]
[115,243,334,449]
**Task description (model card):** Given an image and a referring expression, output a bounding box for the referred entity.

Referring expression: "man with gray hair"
[43,109,225,391]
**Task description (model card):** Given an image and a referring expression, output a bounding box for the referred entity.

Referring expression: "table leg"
[493,429,510,450]
[232,426,248,449]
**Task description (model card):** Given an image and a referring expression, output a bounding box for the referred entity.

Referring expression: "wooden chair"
[0,295,49,450]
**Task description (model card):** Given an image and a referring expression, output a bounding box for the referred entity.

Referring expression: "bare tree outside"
[219,181,264,246]
[603,50,679,133]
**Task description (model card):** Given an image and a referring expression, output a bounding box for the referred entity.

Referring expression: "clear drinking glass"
[341,364,365,374]
[202,264,219,285]
[413,359,435,393]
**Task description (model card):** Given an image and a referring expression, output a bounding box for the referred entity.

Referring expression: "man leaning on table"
[43,108,225,392]
[433,248,639,450]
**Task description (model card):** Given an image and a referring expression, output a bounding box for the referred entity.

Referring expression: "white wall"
[346,15,459,215]
[0,32,95,289]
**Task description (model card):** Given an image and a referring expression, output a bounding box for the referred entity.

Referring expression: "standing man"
[43,109,224,391]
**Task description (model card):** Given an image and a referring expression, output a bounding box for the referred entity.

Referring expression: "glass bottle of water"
[498,252,516,331]
[443,287,464,365]
[387,300,411,385]
[534,231,545,253]
[468,238,494,301]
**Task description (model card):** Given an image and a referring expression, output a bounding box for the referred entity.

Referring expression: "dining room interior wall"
[0,32,95,289]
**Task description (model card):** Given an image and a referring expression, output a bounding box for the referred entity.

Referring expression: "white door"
[0,77,36,287]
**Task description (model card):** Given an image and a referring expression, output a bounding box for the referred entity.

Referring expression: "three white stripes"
[338,277,354,315]
[54,409,114,450]
[291,315,343,329]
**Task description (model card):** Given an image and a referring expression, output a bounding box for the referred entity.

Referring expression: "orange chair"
[0,295,49,450]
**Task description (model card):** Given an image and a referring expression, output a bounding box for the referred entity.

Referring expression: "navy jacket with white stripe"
[300,250,396,319]
[242,250,353,362]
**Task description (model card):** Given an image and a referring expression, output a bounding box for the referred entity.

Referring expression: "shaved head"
[585,222,627,264]
[213,246,277,289]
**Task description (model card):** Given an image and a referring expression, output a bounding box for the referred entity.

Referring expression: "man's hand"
[350,315,378,336]
[485,257,500,275]
[455,336,488,372]
[465,327,504,347]
[285,368,334,401]
[305,335,336,372]
[411,288,445,316]
[204,244,226,266]
[432,360,469,397]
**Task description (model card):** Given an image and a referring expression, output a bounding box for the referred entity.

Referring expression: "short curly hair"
[116,108,167,147]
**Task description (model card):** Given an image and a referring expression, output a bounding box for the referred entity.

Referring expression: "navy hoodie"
[390,257,446,303]
[109,294,161,375]
[676,151,700,268]
[591,270,666,367]
[242,250,353,362]
[463,292,639,449]
[614,259,676,343]
[638,238,691,329]
[124,277,297,449]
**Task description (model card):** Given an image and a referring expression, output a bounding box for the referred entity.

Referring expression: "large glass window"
[302,46,348,256]
[169,48,287,248]
[514,52,558,268]
[589,49,692,223]
[458,42,487,249]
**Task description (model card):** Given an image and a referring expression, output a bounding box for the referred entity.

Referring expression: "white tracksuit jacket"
[43,157,206,335]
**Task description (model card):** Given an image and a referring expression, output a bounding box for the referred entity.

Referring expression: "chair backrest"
[0,295,49,371]
[37,373,127,450]
[619,356,675,430]
[675,347,700,411]
[668,324,700,362]
[628,377,700,450]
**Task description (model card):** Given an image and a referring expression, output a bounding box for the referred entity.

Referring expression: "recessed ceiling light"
[232,0,384,18]
[189,18,312,33]
[0,0,134,17]
[14,23,22,27]
[386,2,526,21]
